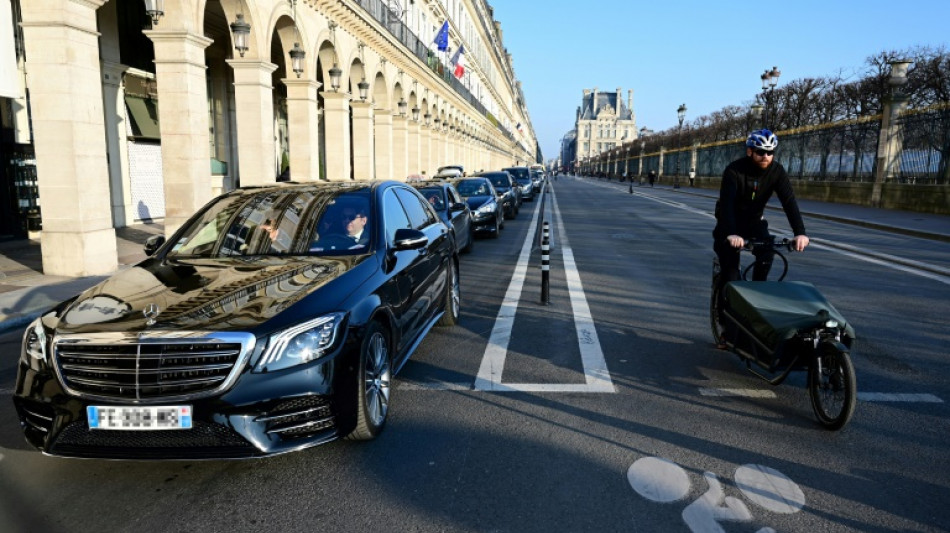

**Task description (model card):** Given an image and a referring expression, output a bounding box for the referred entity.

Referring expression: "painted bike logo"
[627,456,805,533]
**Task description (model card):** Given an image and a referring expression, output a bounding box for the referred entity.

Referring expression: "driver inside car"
[311,199,370,251]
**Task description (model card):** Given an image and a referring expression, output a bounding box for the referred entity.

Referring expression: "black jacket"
[714,157,806,239]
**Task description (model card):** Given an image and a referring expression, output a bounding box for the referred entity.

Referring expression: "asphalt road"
[2,176,948,533]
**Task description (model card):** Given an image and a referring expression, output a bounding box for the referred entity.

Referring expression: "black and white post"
[541,221,550,304]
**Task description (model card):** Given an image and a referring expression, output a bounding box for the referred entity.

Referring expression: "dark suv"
[13,181,460,459]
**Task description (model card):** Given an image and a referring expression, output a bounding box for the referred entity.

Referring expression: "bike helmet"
[746,129,778,150]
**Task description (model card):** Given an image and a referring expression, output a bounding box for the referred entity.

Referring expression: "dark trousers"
[713,224,774,312]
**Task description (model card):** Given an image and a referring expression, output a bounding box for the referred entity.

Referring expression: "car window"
[456,179,489,197]
[446,186,462,205]
[419,187,446,210]
[394,187,436,230]
[485,175,508,188]
[168,188,378,258]
[383,189,412,244]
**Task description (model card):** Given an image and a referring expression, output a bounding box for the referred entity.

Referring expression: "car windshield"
[419,187,446,210]
[514,176,531,185]
[167,188,373,258]
[455,179,490,197]
[483,174,509,188]
[503,168,529,179]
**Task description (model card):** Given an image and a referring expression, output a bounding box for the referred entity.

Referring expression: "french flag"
[450,45,466,79]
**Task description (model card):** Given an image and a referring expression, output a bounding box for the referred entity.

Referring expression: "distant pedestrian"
[689,168,696,187]
[648,170,656,187]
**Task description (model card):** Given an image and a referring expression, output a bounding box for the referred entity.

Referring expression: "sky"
[488,0,950,163]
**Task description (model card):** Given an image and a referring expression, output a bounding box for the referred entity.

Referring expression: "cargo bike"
[710,238,857,430]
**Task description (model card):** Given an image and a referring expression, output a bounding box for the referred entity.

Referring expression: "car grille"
[53,332,256,402]
[52,421,259,459]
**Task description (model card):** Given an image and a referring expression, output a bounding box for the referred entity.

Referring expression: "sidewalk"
[0,222,164,334]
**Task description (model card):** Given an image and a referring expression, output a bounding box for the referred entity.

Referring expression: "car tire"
[437,260,460,326]
[345,321,392,441]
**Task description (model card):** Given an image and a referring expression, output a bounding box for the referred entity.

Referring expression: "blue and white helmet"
[746,129,778,150]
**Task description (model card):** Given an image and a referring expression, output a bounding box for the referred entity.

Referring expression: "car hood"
[51,256,368,334]
[463,195,493,209]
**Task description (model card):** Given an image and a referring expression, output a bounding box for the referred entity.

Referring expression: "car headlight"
[255,313,345,372]
[476,202,497,214]
[21,317,48,371]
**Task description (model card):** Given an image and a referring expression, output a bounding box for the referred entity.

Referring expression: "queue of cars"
[13,169,542,459]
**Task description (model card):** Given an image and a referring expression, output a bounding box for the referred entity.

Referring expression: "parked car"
[437,164,465,176]
[529,169,544,193]
[452,177,504,238]
[13,181,460,459]
[476,171,520,219]
[503,166,536,195]
[433,168,462,179]
[412,180,475,254]
[511,173,534,202]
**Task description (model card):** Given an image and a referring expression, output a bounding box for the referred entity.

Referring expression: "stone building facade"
[574,87,636,167]
[4,0,536,276]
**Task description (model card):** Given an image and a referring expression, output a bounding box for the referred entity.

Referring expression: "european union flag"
[433,21,449,52]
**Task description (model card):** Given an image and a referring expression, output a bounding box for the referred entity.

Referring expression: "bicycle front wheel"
[808,346,857,430]
[710,261,725,346]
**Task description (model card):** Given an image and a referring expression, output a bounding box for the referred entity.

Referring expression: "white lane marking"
[587,178,950,285]
[858,392,944,403]
[551,188,615,392]
[473,186,615,393]
[627,457,691,503]
[734,464,806,514]
[699,388,777,398]
[472,191,543,391]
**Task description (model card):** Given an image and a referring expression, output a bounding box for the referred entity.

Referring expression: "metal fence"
[606,104,949,184]
[897,105,950,184]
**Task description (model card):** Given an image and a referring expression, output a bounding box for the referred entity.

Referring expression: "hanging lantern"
[358,78,369,101]
[398,98,408,116]
[289,42,305,78]
[329,64,342,91]
[230,13,251,58]
[411,106,420,122]
[143,0,164,26]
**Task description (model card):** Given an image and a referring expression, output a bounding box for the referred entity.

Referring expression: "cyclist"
[713,129,810,318]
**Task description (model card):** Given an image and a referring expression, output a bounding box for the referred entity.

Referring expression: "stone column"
[658,148,666,178]
[100,61,133,227]
[374,110,394,180]
[392,115,409,180]
[350,101,375,180]
[408,119,420,174]
[420,125,431,176]
[149,30,215,235]
[20,0,118,276]
[321,91,352,181]
[227,59,278,187]
[283,79,321,182]
[872,93,910,206]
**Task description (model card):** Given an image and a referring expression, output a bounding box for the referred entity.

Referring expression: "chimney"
[592,87,598,112]
[628,90,633,115]
[616,87,621,111]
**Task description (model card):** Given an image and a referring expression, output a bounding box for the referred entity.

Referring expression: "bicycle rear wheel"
[808,346,857,430]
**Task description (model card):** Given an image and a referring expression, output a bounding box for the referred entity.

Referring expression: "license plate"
[87,405,193,430]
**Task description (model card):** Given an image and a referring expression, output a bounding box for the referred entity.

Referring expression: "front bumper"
[13,340,359,459]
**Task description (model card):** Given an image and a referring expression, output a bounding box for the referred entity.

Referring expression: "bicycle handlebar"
[742,238,793,252]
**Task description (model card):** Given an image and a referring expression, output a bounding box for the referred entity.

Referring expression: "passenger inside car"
[311,196,371,252]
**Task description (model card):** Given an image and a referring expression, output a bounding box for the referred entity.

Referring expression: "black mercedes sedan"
[452,177,504,238]
[13,181,460,459]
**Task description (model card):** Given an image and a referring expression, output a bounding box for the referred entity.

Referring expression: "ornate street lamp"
[289,43,305,78]
[230,13,251,58]
[358,78,369,101]
[411,105,420,122]
[398,98,408,116]
[143,0,164,26]
[758,66,781,129]
[675,103,687,187]
[424,112,431,127]
[329,64,342,91]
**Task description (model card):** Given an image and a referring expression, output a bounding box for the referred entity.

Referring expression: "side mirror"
[144,235,166,256]
[449,202,467,213]
[392,228,428,251]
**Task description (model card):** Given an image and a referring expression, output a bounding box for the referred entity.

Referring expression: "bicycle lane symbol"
[627,456,805,533]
